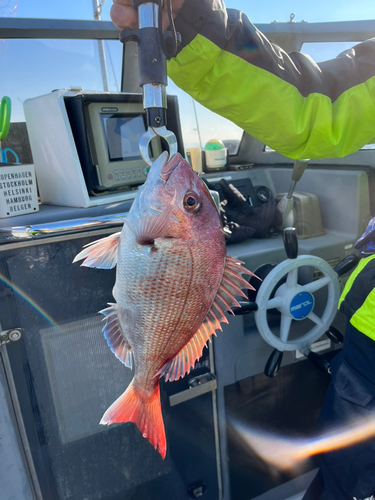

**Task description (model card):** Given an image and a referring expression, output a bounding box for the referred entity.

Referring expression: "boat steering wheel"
[234,228,357,376]
[254,228,340,353]
[254,254,340,353]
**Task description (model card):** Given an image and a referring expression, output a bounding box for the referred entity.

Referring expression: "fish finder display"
[101,113,145,162]
[80,98,164,192]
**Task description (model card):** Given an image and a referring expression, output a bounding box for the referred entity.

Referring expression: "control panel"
[99,164,150,187]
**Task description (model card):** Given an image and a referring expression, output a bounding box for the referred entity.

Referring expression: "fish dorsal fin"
[73,232,121,269]
[124,193,176,246]
[157,256,257,382]
[99,303,133,369]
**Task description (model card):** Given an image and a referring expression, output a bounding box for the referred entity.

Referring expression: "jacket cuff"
[171,0,215,57]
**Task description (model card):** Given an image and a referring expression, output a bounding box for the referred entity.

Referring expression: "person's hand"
[110,0,186,30]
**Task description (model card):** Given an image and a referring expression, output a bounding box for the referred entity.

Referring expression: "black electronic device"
[64,93,185,195]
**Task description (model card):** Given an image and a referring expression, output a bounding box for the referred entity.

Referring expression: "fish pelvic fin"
[99,303,132,368]
[157,255,258,382]
[100,381,166,459]
[124,192,176,246]
[73,231,121,269]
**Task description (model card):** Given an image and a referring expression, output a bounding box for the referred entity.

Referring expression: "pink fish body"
[74,152,255,458]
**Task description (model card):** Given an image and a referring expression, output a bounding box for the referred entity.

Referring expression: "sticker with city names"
[0,164,39,218]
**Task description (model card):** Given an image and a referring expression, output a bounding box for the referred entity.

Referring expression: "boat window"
[302,41,360,64]
[238,1,374,24]
[2,39,243,155]
[6,1,102,20]
[2,39,123,123]
[167,79,244,154]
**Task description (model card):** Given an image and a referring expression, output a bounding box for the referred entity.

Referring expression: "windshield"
[1,0,374,152]
[12,0,374,24]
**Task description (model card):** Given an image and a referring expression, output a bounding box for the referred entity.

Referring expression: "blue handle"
[0,148,20,164]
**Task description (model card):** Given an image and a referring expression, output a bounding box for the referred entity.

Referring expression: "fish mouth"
[159,153,183,181]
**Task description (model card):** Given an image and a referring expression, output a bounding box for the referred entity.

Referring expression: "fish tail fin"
[100,381,166,459]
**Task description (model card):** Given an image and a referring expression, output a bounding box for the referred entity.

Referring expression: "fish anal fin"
[99,303,132,368]
[100,382,166,459]
[158,314,220,383]
[73,232,121,269]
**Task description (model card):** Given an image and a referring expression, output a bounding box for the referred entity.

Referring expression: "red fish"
[74,152,255,458]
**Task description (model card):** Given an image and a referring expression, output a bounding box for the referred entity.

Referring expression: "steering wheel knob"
[282,227,298,259]
[264,348,283,378]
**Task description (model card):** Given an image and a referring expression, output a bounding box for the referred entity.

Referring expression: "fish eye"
[186,196,196,207]
[183,192,201,212]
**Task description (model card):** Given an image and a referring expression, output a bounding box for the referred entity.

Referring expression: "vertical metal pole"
[1,345,43,500]
[209,343,223,500]
[121,42,142,93]
[92,0,109,92]
[192,98,203,150]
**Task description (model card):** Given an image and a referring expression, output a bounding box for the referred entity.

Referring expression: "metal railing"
[1,16,375,45]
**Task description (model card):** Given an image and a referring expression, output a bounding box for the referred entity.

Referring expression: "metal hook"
[139,126,178,166]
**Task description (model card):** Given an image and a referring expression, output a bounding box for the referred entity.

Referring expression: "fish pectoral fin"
[100,303,133,368]
[157,256,257,383]
[73,232,121,269]
[100,381,166,459]
[124,193,176,246]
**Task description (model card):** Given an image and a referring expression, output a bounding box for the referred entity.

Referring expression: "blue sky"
[1,0,374,147]
[10,0,375,24]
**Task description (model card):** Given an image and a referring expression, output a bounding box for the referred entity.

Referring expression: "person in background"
[111,2,375,499]
[304,218,375,500]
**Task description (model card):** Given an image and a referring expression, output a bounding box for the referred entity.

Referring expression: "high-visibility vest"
[338,254,375,341]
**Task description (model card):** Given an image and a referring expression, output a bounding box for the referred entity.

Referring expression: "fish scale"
[73,152,256,458]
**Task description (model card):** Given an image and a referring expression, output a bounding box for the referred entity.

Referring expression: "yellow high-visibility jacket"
[168,0,375,160]
[339,254,375,341]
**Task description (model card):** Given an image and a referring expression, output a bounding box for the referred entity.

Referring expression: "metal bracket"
[0,328,22,347]
[169,373,217,407]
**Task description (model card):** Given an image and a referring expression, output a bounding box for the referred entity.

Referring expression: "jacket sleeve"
[167,0,375,159]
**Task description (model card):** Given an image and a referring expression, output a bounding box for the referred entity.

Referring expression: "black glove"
[219,179,276,243]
